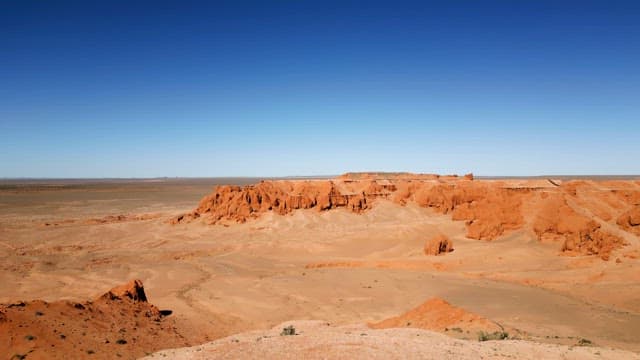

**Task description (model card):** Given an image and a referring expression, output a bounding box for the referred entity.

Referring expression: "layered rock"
[533,195,625,260]
[412,183,525,240]
[171,180,394,225]
[172,174,639,260]
[617,206,640,235]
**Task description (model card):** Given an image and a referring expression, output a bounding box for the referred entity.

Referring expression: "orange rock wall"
[173,174,640,260]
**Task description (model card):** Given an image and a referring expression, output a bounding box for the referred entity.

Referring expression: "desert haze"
[1,173,639,359]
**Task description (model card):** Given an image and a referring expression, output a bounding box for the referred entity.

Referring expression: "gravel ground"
[142,320,640,360]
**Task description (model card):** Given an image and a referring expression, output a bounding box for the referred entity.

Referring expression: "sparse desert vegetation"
[478,331,509,341]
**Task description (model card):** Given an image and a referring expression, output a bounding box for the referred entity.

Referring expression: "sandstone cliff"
[172,174,640,260]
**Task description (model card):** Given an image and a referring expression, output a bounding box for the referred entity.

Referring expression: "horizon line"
[1,174,640,181]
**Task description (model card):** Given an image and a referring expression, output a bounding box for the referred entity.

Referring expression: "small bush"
[280,325,296,336]
[24,335,36,341]
[116,339,127,345]
[478,331,509,341]
[577,338,593,346]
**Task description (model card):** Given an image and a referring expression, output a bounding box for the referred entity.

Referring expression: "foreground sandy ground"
[143,320,640,360]
[1,176,639,358]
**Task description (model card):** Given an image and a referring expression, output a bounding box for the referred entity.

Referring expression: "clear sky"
[1,1,639,177]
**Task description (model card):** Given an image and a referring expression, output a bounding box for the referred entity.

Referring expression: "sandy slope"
[142,320,639,360]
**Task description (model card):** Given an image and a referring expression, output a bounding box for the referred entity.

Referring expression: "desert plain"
[1,173,640,359]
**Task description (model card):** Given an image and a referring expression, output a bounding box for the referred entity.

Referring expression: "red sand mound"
[0,280,189,359]
[424,234,454,256]
[368,297,502,335]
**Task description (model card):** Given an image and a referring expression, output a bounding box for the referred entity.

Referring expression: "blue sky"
[1,1,639,177]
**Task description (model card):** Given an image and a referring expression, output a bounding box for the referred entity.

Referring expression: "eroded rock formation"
[411,183,525,240]
[424,234,454,256]
[617,205,640,235]
[533,194,626,260]
[171,179,396,224]
[0,280,188,359]
[172,173,640,260]
[99,279,149,302]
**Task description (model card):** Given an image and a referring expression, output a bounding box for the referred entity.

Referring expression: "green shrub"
[280,325,296,336]
[478,331,509,341]
[577,338,593,346]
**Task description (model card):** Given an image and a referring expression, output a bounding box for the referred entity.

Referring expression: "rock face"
[411,183,525,240]
[99,279,149,302]
[533,194,626,260]
[173,173,640,260]
[369,297,502,334]
[424,234,454,256]
[0,280,188,359]
[617,205,640,235]
[171,179,395,225]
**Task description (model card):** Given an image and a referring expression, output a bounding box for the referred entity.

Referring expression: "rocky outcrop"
[174,177,522,242]
[424,234,454,256]
[98,279,149,303]
[533,195,625,260]
[617,205,640,235]
[0,280,187,359]
[171,180,394,224]
[412,183,525,240]
[173,174,638,260]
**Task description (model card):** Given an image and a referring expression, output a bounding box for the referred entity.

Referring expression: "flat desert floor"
[1,176,639,359]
